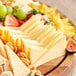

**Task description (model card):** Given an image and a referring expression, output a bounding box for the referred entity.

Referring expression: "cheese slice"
[28,21,44,36]
[42,31,62,47]
[22,38,43,47]
[34,35,66,66]
[19,15,40,31]
[36,26,53,41]
[24,19,43,33]
[0,28,30,40]
[31,25,49,40]
[0,40,7,58]
[38,29,56,43]
[11,35,30,39]
[0,27,18,35]
[23,43,44,64]
[0,54,11,71]
[5,45,30,76]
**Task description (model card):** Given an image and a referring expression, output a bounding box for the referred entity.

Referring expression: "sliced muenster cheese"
[0,28,30,42]
[4,28,28,36]
[24,21,41,33]
[40,29,56,43]
[19,15,40,31]
[23,43,45,64]
[46,34,65,49]
[24,20,44,33]
[43,31,63,47]
[0,54,11,71]
[30,26,43,39]
[22,38,43,47]
[28,21,44,36]
[0,27,18,35]
[0,40,7,58]
[36,26,53,41]
[33,35,66,66]
[11,35,30,39]
[8,30,28,35]
[5,45,30,76]
[31,25,49,40]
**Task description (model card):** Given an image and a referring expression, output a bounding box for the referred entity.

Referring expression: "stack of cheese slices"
[0,15,66,67]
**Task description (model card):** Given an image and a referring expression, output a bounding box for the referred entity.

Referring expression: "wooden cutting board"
[37,55,75,76]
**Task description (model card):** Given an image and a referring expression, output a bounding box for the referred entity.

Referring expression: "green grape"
[16,8,27,20]
[0,5,7,17]
[0,1,2,5]
[6,6,13,15]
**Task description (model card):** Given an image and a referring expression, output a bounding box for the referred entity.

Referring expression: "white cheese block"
[23,44,45,64]
[5,45,30,76]
[34,36,66,66]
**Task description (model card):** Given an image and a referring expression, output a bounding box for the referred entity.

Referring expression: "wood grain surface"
[37,55,75,76]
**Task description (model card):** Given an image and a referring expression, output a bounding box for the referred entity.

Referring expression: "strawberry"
[26,13,33,20]
[17,19,24,25]
[5,15,20,27]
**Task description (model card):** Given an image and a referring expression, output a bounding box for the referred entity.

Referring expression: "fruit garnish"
[5,15,20,27]
[17,19,24,25]
[0,5,7,17]
[16,8,27,20]
[66,39,76,52]
[6,6,13,15]
[26,13,33,20]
